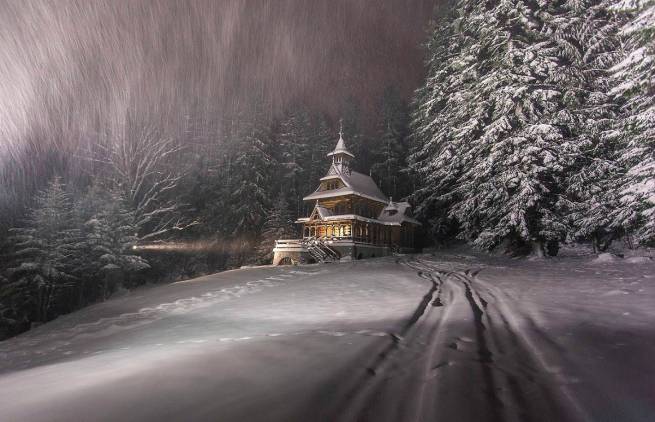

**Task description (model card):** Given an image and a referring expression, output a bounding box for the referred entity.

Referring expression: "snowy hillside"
[0,251,654,422]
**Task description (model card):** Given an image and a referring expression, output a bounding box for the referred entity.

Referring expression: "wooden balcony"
[273,239,306,252]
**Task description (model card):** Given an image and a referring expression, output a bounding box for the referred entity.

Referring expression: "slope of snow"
[0,251,654,421]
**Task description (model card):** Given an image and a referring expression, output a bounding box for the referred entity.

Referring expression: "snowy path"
[345,258,579,422]
[0,252,654,421]
[333,257,580,422]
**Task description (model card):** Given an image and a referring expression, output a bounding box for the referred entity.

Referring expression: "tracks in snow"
[333,257,584,422]
[0,269,326,373]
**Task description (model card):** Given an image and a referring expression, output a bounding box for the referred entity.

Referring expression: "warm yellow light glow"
[131,239,248,254]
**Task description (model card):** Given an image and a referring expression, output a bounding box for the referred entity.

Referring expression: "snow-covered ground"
[0,250,654,422]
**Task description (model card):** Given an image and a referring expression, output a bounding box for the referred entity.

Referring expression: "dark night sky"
[0,0,444,163]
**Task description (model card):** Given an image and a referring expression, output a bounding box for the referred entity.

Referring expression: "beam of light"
[132,238,254,254]
[133,243,199,252]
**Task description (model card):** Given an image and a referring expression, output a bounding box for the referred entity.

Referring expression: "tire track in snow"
[461,278,504,422]
[467,271,591,422]
[331,256,585,422]
[442,264,586,422]
[329,257,450,422]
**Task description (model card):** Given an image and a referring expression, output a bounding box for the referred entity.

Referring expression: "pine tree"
[229,100,276,236]
[220,98,277,266]
[256,197,297,264]
[610,0,655,245]
[412,1,588,255]
[0,273,18,339]
[84,189,150,298]
[553,0,625,250]
[277,108,312,217]
[3,177,81,323]
[409,4,463,243]
[340,97,370,172]
[371,87,411,199]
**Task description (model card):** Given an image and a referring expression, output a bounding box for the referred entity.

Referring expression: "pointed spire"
[327,117,354,159]
[334,135,347,152]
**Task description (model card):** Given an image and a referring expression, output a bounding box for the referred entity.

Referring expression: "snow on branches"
[410,0,654,253]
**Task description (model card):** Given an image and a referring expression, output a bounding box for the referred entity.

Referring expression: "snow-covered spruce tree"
[305,114,333,197]
[256,197,297,264]
[340,97,371,172]
[3,177,82,323]
[371,87,411,199]
[372,123,405,197]
[276,108,312,218]
[225,98,276,265]
[610,0,655,245]
[84,189,150,299]
[68,181,108,306]
[230,105,275,234]
[409,3,464,243]
[551,0,625,251]
[413,1,587,256]
[0,275,17,339]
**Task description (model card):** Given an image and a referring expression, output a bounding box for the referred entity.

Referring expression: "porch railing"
[302,237,340,263]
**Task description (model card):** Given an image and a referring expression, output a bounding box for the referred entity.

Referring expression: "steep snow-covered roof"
[303,169,388,203]
[343,171,388,202]
[304,132,388,204]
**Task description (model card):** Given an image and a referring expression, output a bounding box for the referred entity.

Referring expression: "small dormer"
[321,178,344,191]
[382,198,399,216]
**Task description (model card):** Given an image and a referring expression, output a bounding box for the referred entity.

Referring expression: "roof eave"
[303,189,355,201]
[320,174,343,181]
[327,150,355,158]
[303,190,387,204]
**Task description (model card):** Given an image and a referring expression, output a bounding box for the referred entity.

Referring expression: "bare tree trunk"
[91,125,197,241]
[625,234,634,250]
[531,240,545,258]
[36,287,44,324]
[77,279,85,308]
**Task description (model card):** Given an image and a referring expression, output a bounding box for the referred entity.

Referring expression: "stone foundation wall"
[272,250,311,265]
[273,241,402,265]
